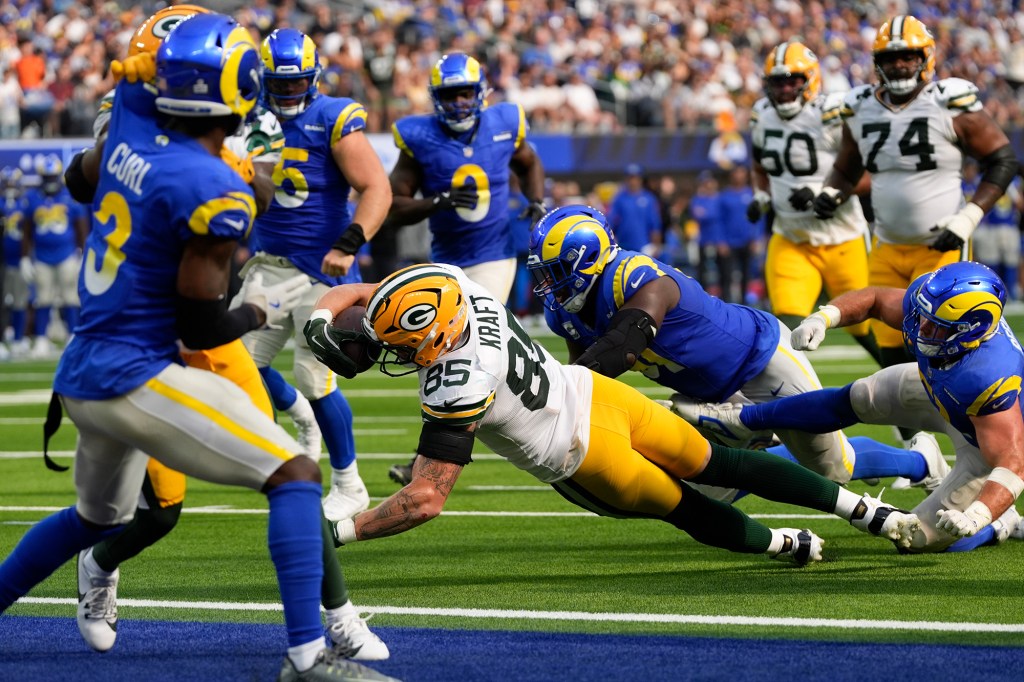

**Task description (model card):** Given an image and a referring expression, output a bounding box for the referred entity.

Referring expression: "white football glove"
[790,304,841,351]
[929,202,984,252]
[243,272,311,329]
[19,256,34,285]
[935,501,992,538]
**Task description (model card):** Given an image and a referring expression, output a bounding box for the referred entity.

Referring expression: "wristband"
[336,518,358,544]
[332,223,366,255]
[309,308,334,324]
[816,304,841,329]
[988,466,1024,500]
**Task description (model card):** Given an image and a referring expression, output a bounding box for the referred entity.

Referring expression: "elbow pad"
[573,307,657,378]
[65,150,96,205]
[979,144,1019,192]
[176,296,260,350]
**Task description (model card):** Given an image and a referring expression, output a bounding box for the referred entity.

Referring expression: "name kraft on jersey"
[470,295,502,350]
[105,142,151,196]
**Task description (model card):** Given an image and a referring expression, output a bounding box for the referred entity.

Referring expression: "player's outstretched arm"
[336,451,466,544]
[791,287,904,350]
[385,152,438,227]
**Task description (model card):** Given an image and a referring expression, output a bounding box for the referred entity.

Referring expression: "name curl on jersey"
[106,142,152,197]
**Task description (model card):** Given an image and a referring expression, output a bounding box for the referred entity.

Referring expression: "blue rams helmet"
[527,205,619,314]
[1,166,22,195]
[155,13,261,119]
[902,261,1007,359]
[260,28,321,119]
[36,155,63,194]
[429,53,488,133]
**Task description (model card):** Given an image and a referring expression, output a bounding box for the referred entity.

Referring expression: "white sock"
[324,600,357,627]
[288,638,324,672]
[285,392,316,422]
[833,487,863,520]
[766,529,787,555]
[332,463,361,487]
[83,547,114,579]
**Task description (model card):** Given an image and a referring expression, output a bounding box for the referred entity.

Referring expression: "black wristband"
[332,223,367,255]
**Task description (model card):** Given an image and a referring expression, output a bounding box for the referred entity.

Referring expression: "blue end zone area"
[1,616,1021,681]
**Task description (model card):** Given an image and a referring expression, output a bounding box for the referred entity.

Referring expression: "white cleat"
[663,394,756,446]
[849,491,921,549]
[76,549,119,652]
[328,612,390,661]
[769,528,824,566]
[322,478,370,522]
[906,432,950,493]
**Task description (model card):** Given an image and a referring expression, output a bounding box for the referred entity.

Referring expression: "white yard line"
[13,596,1024,633]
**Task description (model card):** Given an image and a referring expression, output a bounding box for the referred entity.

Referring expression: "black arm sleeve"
[573,307,657,379]
[979,144,1019,192]
[64,150,96,205]
[176,296,261,351]
[417,421,475,466]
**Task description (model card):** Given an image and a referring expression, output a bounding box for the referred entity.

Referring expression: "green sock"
[692,444,840,513]
[91,502,182,572]
[664,484,772,553]
[321,514,349,610]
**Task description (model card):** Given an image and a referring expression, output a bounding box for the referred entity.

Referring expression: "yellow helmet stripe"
[539,216,607,261]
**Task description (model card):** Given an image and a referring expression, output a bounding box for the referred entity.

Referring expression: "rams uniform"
[544,251,856,483]
[22,183,86,314]
[751,93,871,335]
[2,188,28,326]
[55,79,299,525]
[840,79,978,346]
[391,102,528,269]
[846,299,1024,550]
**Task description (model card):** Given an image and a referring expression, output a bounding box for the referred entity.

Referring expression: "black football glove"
[303,317,366,379]
[746,190,771,223]
[789,186,815,211]
[928,228,965,252]
[519,199,547,225]
[432,186,478,211]
[812,188,844,219]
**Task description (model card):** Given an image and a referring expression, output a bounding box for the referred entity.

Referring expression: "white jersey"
[417,265,593,483]
[751,94,867,246]
[840,78,982,245]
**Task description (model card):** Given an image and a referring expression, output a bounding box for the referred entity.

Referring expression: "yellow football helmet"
[763,41,821,118]
[364,264,469,373]
[873,15,935,96]
[129,4,210,58]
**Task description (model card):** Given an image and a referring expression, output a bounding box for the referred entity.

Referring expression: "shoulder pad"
[932,78,982,113]
[840,85,873,118]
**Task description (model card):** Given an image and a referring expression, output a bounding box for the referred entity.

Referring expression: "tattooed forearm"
[354,457,464,541]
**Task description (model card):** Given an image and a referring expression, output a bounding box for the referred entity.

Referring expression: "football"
[331,305,380,374]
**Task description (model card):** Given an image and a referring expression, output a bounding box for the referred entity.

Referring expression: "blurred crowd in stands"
[4,0,1024,139]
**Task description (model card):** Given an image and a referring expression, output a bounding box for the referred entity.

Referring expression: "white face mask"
[773,100,803,118]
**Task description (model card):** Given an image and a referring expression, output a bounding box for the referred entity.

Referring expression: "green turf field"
[2,320,1023,649]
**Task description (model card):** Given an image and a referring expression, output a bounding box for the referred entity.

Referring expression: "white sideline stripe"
[0,451,507,460]
[0,505,836,521]
[14,597,1024,633]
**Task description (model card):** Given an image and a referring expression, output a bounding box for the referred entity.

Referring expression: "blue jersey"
[254,96,368,286]
[545,251,780,401]
[916,319,1024,447]
[23,187,85,264]
[2,194,25,268]
[392,102,528,267]
[718,186,760,247]
[54,80,257,400]
[690,194,721,247]
[608,188,661,252]
[985,177,1019,228]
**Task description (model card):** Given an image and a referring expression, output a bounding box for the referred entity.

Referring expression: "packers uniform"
[751,93,871,336]
[840,79,979,346]
[544,251,856,483]
[415,264,708,517]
